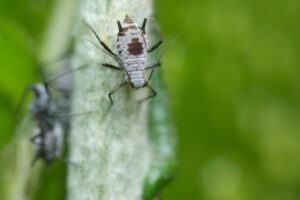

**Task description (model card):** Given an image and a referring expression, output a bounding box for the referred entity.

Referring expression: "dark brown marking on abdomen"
[127,38,143,56]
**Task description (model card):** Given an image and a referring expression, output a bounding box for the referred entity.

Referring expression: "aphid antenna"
[84,22,133,84]
[43,63,89,100]
[40,48,73,69]
[86,39,130,78]
[86,39,132,82]
[83,21,117,57]
[44,63,89,86]
[38,48,73,80]
[86,39,117,62]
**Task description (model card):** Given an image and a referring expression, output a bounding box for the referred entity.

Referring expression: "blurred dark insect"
[14,55,88,166]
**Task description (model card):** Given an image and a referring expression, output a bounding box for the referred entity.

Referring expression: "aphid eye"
[34,89,40,97]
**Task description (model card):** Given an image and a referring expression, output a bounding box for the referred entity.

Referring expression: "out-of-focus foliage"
[0,1,66,200]
[1,0,300,199]
[0,0,54,149]
[156,0,300,199]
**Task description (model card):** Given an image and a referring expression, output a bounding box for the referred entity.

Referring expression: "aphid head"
[121,15,146,33]
[28,84,52,114]
[29,84,49,99]
[120,15,139,31]
[123,15,134,24]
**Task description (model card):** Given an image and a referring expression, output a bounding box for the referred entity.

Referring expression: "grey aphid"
[14,64,88,166]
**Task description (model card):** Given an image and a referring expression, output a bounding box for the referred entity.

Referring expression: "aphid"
[15,63,88,166]
[86,15,180,106]
[27,83,64,165]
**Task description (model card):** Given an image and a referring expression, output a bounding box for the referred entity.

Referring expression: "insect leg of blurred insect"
[85,16,181,107]
[13,63,91,167]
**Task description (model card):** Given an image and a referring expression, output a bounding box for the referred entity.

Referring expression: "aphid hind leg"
[148,20,164,53]
[31,152,41,167]
[31,139,82,168]
[108,82,127,106]
[147,68,157,83]
[145,62,161,70]
[138,85,157,104]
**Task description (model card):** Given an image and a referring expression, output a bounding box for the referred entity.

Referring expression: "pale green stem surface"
[67,0,153,199]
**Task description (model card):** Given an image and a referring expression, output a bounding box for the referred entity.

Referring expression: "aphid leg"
[147,20,164,53]
[147,69,156,83]
[145,62,161,70]
[138,85,157,104]
[145,33,182,82]
[148,40,163,53]
[84,21,117,57]
[31,152,41,167]
[30,134,42,143]
[31,140,82,168]
[108,83,127,106]
[102,63,122,71]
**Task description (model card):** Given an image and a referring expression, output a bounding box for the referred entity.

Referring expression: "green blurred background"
[1,0,300,199]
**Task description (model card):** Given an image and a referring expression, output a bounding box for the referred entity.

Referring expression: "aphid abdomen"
[127,70,145,88]
[117,16,148,88]
[44,122,64,160]
[32,121,63,162]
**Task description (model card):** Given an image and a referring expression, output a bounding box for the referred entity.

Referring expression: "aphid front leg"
[138,85,157,104]
[108,82,127,106]
[102,63,122,71]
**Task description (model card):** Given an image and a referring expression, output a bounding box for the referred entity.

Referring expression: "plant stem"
[67,0,153,199]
